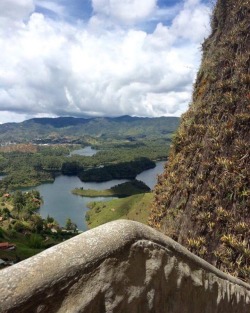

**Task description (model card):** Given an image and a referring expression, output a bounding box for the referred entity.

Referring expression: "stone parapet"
[0,220,249,312]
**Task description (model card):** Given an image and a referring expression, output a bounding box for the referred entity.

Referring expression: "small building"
[0,242,16,251]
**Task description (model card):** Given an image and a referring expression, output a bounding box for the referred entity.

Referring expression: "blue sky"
[0,0,212,123]
[35,0,93,21]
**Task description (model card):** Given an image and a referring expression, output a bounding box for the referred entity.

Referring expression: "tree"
[13,190,25,207]
[65,218,72,230]
[65,218,77,232]
[46,215,54,223]
[2,207,11,218]
[31,215,44,233]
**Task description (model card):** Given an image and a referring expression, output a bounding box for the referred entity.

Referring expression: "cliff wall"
[149,0,250,282]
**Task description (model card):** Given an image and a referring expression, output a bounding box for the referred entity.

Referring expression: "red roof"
[0,242,16,250]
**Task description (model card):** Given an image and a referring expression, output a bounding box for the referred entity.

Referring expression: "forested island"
[78,158,155,182]
[72,180,150,197]
[0,143,164,189]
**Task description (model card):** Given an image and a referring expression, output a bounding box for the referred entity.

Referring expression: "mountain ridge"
[0,115,180,144]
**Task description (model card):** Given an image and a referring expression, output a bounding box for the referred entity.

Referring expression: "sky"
[0,0,212,124]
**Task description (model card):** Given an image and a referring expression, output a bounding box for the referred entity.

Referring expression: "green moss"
[150,0,250,282]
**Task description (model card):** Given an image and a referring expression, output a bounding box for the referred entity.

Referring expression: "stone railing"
[0,220,249,313]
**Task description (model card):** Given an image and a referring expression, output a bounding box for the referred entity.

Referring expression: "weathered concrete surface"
[0,220,249,313]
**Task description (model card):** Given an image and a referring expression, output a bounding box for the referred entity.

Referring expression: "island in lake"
[72,180,150,197]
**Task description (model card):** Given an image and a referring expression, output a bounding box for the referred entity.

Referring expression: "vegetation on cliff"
[149,0,250,282]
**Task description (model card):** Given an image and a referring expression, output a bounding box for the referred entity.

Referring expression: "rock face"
[149,0,250,282]
[0,220,249,313]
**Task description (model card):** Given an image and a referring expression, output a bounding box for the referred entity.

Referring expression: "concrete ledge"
[0,220,249,313]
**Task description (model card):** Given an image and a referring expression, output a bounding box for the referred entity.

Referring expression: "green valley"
[0,116,178,190]
[0,115,175,267]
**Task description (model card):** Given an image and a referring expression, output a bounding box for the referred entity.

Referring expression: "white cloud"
[35,1,65,17]
[152,4,181,22]
[0,0,34,29]
[92,0,157,24]
[0,0,34,20]
[172,0,211,42]
[0,0,211,123]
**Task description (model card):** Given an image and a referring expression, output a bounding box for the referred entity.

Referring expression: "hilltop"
[0,115,179,144]
[150,0,250,282]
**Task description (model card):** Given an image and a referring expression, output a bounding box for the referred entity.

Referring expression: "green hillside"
[86,193,153,229]
[0,116,179,144]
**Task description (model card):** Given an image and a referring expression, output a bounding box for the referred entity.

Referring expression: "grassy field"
[86,192,153,229]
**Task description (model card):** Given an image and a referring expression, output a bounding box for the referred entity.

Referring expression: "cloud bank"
[0,0,211,123]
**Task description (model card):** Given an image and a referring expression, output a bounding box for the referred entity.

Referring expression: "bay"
[22,161,166,231]
[136,161,165,189]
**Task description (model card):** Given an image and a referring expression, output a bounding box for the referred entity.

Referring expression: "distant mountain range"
[0,116,180,144]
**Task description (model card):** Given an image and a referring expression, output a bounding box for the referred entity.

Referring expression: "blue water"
[70,146,97,156]
[22,161,166,231]
[136,161,165,189]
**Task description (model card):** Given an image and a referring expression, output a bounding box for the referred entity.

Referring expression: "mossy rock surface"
[150,0,250,283]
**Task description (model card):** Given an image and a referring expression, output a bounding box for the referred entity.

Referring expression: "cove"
[136,161,165,189]
[23,161,165,232]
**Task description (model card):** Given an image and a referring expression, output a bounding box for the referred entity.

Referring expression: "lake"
[23,161,166,231]
[136,161,165,189]
[70,146,97,156]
